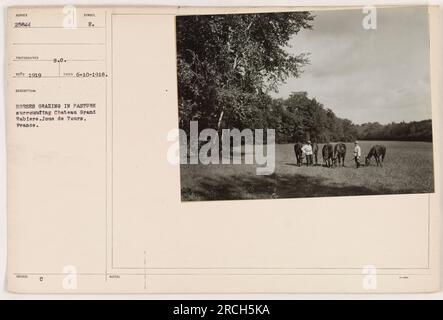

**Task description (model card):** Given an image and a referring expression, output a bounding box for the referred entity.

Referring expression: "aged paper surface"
[6,6,441,293]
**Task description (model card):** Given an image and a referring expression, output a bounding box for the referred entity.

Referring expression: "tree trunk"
[217,109,225,154]
[217,109,224,132]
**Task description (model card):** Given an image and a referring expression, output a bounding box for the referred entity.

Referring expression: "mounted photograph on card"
[176,7,435,201]
[6,5,440,294]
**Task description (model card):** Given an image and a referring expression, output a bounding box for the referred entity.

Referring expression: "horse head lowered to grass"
[365,145,387,167]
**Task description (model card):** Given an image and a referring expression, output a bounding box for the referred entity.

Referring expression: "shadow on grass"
[285,162,334,168]
[181,171,418,201]
[182,173,278,201]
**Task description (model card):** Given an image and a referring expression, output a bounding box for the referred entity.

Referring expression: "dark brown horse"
[322,143,334,167]
[365,145,387,167]
[293,142,303,167]
[333,143,346,167]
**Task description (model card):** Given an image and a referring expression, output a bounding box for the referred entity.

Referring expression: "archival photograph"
[176,7,434,201]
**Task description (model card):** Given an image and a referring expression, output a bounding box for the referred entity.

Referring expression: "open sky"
[273,7,432,125]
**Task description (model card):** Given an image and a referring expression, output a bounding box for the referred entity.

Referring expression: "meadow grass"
[180,141,434,201]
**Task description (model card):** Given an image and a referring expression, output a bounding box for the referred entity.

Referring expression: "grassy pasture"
[180,141,434,201]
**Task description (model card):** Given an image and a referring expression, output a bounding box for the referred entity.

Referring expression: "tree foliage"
[176,13,433,144]
[260,92,358,143]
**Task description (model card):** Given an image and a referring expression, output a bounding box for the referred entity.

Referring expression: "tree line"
[176,12,433,145]
[246,91,432,143]
[355,120,432,142]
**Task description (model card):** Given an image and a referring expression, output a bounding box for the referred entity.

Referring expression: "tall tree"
[176,12,314,134]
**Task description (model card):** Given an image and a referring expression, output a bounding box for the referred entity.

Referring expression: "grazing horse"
[365,145,386,167]
[312,142,319,165]
[333,143,346,167]
[322,143,334,167]
[293,142,303,167]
